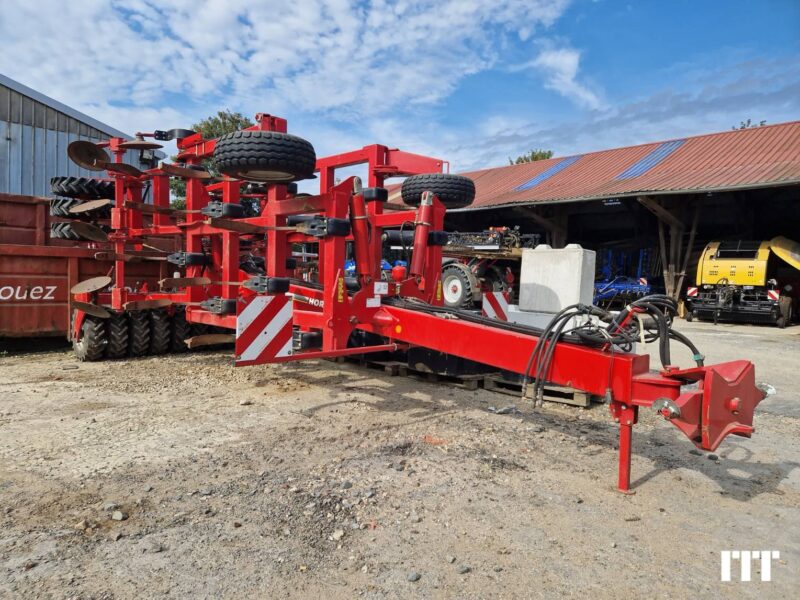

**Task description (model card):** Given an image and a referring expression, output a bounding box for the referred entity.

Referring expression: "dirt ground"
[1,320,798,599]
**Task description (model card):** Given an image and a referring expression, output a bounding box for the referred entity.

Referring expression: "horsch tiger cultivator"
[60,113,767,492]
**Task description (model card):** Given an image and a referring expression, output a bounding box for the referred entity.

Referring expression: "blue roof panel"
[615,139,685,179]
[514,155,581,191]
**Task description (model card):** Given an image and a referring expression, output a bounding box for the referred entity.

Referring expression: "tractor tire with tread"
[441,263,477,309]
[106,313,129,359]
[50,197,82,217]
[213,131,316,183]
[170,308,191,353]
[189,323,210,337]
[72,312,107,361]
[401,173,475,209]
[128,311,151,357]
[50,176,115,199]
[50,222,81,240]
[50,222,110,241]
[149,310,171,355]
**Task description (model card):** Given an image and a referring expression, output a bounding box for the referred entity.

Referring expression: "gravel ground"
[0,320,798,599]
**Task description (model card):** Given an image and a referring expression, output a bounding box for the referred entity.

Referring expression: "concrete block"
[518,244,596,313]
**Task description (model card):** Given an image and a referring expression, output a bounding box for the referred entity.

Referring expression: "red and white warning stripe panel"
[767,289,780,301]
[687,287,698,297]
[482,291,509,321]
[235,295,293,366]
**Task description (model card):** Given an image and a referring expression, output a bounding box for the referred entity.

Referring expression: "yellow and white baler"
[686,237,799,327]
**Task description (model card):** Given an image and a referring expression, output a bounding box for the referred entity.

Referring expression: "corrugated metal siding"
[0,82,136,197]
[456,121,800,211]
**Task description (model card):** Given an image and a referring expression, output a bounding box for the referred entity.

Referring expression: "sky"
[1,0,799,182]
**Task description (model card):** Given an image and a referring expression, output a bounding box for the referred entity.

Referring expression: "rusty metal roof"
[453,120,800,212]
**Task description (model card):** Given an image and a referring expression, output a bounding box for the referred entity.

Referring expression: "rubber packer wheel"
[212,130,316,183]
[401,173,475,209]
[50,197,82,217]
[50,222,81,240]
[50,222,110,241]
[170,308,191,353]
[50,176,115,199]
[149,310,171,355]
[106,312,129,359]
[128,311,151,357]
[72,311,106,361]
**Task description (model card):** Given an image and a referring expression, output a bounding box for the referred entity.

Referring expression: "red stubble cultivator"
[64,113,766,492]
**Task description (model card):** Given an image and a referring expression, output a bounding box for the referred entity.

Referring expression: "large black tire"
[128,311,151,357]
[441,263,477,309]
[149,310,171,355]
[212,131,316,183]
[189,323,210,337]
[483,265,509,293]
[50,197,82,217]
[106,313,129,359]
[73,312,106,361]
[50,222,109,241]
[170,308,191,353]
[50,222,80,240]
[401,174,475,209]
[50,177,115,199]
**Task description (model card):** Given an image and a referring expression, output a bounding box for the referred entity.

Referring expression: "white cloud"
[526,46,603,109]
[0,0,571,132]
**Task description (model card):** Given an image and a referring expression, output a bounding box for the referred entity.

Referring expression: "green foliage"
[732,119,766,130]
[169,110,254,203]
[193,110,254,139]
[508,149,553,165]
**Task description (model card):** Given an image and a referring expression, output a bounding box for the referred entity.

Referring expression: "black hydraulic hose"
[668,329,705,367]
[333,292,705,379]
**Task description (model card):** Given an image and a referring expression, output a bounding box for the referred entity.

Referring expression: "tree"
[508,149,553,165]
[732,118,766,130]
[169,110,254,203]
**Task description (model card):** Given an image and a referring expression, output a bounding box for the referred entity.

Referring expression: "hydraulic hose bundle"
[386,294,705,406]
[521,294,704,404]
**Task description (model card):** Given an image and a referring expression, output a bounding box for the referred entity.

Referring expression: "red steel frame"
[71,114,766,492]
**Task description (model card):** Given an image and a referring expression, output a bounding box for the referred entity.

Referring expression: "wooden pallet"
[483,373,591,408]
[333,356,405,376]
[398,364,484,391]
[333,357,591,406]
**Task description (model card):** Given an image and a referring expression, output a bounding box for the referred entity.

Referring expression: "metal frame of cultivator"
[65,113,767,493]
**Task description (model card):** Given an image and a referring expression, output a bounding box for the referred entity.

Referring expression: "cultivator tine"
[69,199,113,215]
[94,251,167,262]
[185,334,236,349]
[206,217,294,234]
[72,300,111,319]
[68,140,110,172]
[124,201,174,215]
[70,276,112,295]
[123,299,173,311]
[205,217,265,234]
[211,281,244,287]
[159,276,212,289]
[123,201,200,216]
[69,221,109,242]
[159,162,212,180]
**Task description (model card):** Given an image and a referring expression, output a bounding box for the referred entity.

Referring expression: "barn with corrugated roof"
[442,121,800,298]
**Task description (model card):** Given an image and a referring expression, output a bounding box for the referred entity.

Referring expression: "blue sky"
[1,0,798,179]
